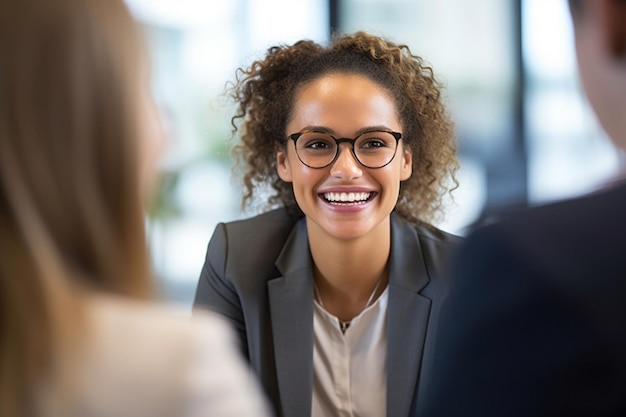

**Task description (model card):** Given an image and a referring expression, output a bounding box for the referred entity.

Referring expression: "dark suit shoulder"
[502,182,626,233]
[455,182,626,276]
[479,183,626,278]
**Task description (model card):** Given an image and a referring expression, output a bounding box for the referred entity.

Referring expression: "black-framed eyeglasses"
[285,129,403,169]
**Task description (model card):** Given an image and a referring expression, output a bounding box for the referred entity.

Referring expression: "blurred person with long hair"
[0,0,271,416]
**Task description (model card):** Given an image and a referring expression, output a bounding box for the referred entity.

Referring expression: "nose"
[329,143,363,179]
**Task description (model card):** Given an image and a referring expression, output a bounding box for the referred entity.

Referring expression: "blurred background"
[125,0,625,307]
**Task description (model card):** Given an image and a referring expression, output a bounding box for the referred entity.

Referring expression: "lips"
[322,191,374,204]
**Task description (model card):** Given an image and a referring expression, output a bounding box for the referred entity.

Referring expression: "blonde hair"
[0,0,152,414]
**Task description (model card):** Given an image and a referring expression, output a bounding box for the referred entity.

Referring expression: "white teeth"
[323,192,371,203]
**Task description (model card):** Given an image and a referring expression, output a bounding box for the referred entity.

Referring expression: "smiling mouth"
[322,192,374,205]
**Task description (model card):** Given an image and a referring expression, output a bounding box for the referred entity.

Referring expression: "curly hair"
[229,31,458,226]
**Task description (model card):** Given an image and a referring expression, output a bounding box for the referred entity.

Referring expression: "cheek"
[291,167,321,188]
[289,165,327,201]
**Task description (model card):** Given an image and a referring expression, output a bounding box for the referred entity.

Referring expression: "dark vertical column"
[463,0,528,229]
[477,0,528,225]
[513,0,528,206]
[329,0,340,37]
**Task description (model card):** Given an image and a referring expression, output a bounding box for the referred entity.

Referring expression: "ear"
[399,145,412,181]
[595,0,626,57]
[276,142,293,182]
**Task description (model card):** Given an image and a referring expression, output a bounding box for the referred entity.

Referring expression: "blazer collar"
[272,213,429,283]
[389,213,431,291]
[269,214,434,417]
[269,218,314,417]
[387,213,433,417]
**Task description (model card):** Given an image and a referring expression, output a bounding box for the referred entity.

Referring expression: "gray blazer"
[194,207,461,417]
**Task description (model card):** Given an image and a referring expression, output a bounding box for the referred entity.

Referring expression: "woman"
[194,32,460,417]
[0,0,271,416]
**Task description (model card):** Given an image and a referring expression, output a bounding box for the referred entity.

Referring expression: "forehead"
[289,73,401,133]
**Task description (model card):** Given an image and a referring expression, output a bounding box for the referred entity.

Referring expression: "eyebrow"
[298,125,396,136]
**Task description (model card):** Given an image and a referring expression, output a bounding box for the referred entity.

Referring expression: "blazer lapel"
[387,215,433,417]
[268,219,314,417]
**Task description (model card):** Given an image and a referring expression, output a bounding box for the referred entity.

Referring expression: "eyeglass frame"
[284,129,403,169]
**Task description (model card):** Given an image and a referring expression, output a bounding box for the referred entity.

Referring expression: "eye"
[361,138,386,149]
[357,133,393,150]
[306,140,333,150]
[298,133,335,151]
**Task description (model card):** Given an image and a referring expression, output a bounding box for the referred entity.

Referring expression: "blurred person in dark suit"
[421,0,626,416]
[0,0,271,416]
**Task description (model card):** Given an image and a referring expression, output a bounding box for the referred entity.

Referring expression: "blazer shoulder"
[391,215,463,281]
[207,207,302,284]
[415,222,463,246]
[219,206,301,250]
[413,221,463,262]
[418,223,462,275]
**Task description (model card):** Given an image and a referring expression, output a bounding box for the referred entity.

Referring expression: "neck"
[307,218,391,322]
